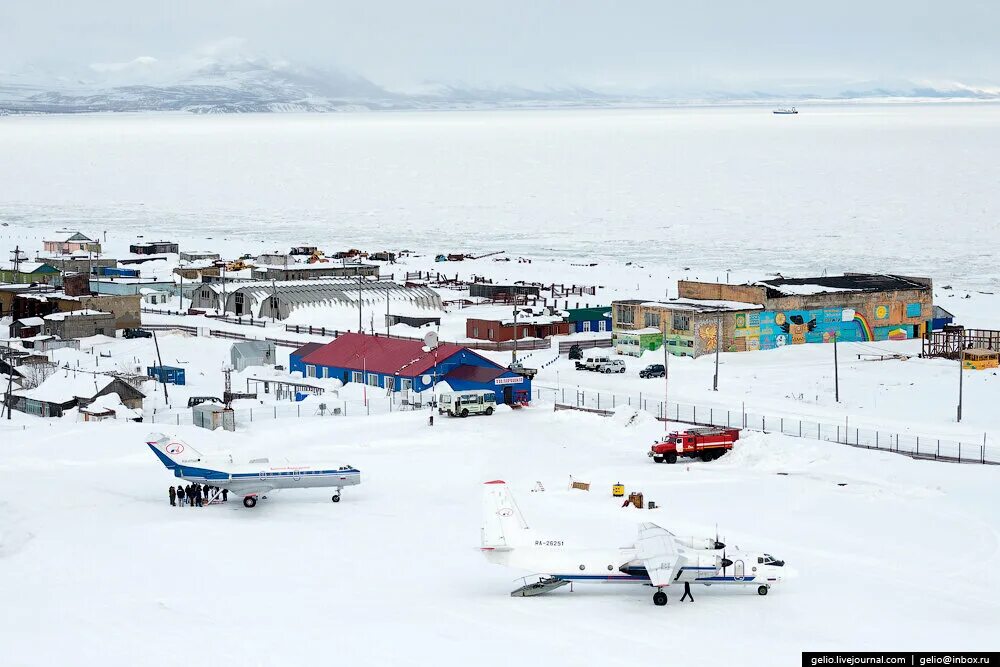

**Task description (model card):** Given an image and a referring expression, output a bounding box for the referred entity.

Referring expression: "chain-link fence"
[144,396,435,426]
[534,385,995,464]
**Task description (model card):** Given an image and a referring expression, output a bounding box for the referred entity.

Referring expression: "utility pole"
[833,332,840,403]
[358,274,363,332]
[511,304,519,365]
[153,330,168,405]
[958,330,965,422]
[713,312,721,391]
[386,284,390,336]
[662,318,669,430]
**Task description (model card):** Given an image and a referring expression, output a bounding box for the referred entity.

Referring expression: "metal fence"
[144,396,435,425]
[533,385,996,465]
[557,337,612,354]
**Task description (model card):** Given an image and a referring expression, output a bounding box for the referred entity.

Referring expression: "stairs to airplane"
[510,577,571,597]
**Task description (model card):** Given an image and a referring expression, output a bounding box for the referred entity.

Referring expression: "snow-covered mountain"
[1,56,998,114]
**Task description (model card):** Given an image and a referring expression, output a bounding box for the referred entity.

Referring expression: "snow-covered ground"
[1,408,997,665]
[2,105,1000,664]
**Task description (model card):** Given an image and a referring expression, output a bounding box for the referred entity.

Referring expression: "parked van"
[596,359,626,374]
[576,353,610,371]
[438,390,497,417]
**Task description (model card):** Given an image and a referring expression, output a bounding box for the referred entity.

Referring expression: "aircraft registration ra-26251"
[480,480,785,606]
[146,433,361,508]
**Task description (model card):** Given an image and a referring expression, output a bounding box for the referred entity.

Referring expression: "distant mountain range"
[1,57,998,114]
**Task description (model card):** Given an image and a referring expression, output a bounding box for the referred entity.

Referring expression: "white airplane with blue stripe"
[481,480,785,606]
[147,433,361,508]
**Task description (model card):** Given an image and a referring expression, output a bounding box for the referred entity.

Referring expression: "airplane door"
[734,560,745,581]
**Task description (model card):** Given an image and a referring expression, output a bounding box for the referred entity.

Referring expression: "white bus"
[438,390,498,417]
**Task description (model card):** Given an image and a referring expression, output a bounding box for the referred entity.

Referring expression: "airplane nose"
[771,560,785,567]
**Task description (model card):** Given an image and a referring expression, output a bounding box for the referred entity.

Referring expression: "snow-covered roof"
[43,309,111,322]
[754,282,855,296]
[16,317,45,327]
[15,373,116,403]
[0,262,53,273]
[641,299,763,313]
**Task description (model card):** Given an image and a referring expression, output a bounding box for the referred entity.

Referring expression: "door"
[734,560,745,581]
[503,386,513,405]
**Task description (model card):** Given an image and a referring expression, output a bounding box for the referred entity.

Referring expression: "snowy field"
[2,104,1000,664]
[1,408,998,665]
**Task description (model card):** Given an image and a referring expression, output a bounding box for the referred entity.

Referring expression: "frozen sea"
[1,104,999,288]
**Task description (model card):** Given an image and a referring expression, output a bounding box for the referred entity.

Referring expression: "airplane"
[480,480,785,606]
[146,433,361,508]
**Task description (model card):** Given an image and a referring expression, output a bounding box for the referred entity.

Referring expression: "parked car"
[568,344,583,360]
[123,328,152,339]
[187,396,222,408]
[596,359,626,374]
[576,353,610,371]
[640,363,665,378]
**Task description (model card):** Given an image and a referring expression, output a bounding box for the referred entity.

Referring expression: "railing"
[534,385,996,465]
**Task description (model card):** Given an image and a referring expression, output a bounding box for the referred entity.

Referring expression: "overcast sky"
[2,1,998,91]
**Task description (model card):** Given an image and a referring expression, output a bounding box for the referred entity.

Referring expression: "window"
[351,371,363,383]
[306,365,316,378]
[644,311,661,328]
[367,374,379,387]
[323,368,330,378]
[487,328,494,340]
[672,313,691,331]
[400,378,412,391]
[906,302,922,318]
[582,321,591,332]
[615,304,635,325]
[473,326,479,337]
[201,288,210,300]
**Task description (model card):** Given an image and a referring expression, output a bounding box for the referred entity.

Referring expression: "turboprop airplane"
[146,433,361,508]
[480,480,784,606]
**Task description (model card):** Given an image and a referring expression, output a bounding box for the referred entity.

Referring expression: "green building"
[0,262,60,285]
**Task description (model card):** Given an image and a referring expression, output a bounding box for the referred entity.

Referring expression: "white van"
[576,353,610,371]
[438,390,498,417]
[596,359,626,374]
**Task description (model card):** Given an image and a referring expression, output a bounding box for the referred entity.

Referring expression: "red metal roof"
[300,333,466,377]
[444,365,507,384]
[290,342,325,359]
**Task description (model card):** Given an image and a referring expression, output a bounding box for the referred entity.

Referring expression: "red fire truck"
[649,427,740,463]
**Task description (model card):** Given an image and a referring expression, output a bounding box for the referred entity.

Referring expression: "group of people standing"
[168,484,228,507]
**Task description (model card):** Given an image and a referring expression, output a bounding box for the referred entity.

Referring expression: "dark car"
[187,396,222,408]
[123,328,153,339]
[568,344,583,360]
[639,363,665,378]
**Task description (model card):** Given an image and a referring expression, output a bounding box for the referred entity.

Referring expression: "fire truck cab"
[649,427,740,463]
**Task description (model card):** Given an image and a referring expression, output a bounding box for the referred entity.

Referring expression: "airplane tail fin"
[146,433,204,469]
[481,480,531,551]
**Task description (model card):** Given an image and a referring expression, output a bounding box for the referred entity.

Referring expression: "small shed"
[230,340,277,371]
[139,288,170,305]
[147,365,186,385]
[193,403,235,431]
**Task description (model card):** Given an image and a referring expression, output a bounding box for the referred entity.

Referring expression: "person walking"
[680,581,694,602]
[168,486,176,506]
[222,488,228,502]
[177,485,186,507]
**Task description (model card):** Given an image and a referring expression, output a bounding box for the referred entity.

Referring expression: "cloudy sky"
[2,0,997,91]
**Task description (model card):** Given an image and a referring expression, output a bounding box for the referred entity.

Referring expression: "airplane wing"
[635,522,685,587]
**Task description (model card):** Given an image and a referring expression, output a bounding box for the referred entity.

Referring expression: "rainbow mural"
[853,313,874,341]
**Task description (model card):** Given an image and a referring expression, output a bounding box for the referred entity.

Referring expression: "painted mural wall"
[731,302,925,351]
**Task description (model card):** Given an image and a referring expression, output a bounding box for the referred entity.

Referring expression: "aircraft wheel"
[485,407,494,415]
[665,453,678,464]
[758,585,768,596]
[243,496,257,508]
[653,591,668,606]
[332,494,341,503]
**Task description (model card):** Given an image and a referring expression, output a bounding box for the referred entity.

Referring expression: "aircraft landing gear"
[331,493,341,503]
[653,591,668,606]
[243,496,257,508]
[758,585,769,596]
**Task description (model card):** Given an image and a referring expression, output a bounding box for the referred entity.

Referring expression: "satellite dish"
[423,331,439,350]
[422,374,432,384]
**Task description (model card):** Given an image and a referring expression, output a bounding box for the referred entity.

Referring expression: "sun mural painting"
[698,323,718,352]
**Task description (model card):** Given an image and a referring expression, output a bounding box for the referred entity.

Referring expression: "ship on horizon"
[773,107,799,115]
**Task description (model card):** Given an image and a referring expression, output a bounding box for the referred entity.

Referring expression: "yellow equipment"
[612,483,625,498]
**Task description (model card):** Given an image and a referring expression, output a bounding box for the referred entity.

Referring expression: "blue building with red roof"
[288,333,531,404]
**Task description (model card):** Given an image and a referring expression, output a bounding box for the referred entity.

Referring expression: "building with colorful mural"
[613,274,934,358]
